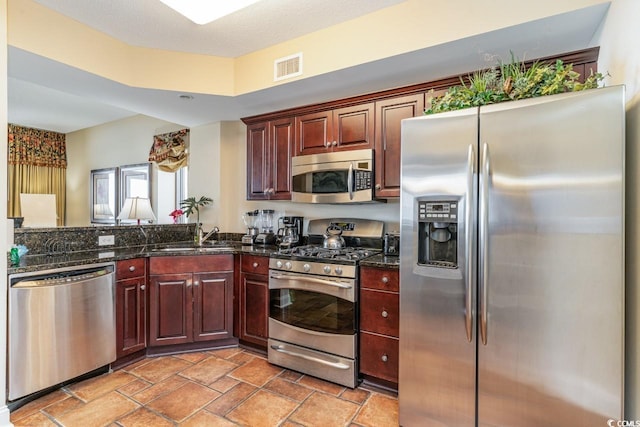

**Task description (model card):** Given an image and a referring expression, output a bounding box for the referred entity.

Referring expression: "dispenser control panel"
[417,199,459,269]
[418,201,459,223]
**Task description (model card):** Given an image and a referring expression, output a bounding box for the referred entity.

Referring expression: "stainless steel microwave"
[291,149,374,203]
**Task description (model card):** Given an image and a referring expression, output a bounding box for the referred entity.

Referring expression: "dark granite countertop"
[360,253,400,269]
[8,241,279,275]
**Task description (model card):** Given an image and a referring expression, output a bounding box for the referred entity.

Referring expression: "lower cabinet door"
[149,273,193,346]
[193,271,234,341]
[116,277,146,358]
[240,272,269,348]
[360,331,399,384]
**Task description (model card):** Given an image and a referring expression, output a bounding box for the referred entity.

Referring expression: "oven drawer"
[241,255,269,275]
[360,289,399,337]
[359,331,399,384]
[360,266,399,292]
[268,338,357,388]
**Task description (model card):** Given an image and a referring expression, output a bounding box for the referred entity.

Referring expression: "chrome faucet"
[196,225,220,246]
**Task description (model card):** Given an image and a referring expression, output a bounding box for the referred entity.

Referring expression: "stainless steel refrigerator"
[399,85,625,426]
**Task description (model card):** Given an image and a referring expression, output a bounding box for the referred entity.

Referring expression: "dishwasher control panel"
[11,264,113,288]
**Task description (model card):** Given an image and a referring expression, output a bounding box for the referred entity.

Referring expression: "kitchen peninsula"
[7,223,399,407]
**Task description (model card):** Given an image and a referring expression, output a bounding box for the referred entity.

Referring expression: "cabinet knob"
[140,285,146,291]
[381,276,389,284]
[332,140,337,147]
[252,262,259,268]
[375,184,381,190]
[129,266,136,272]
[194,281,199,287]
[381,354,388,363]
[381,310,389,318]
[324,141,329,148]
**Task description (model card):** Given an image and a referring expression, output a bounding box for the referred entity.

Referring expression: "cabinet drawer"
[116,258,146,280]
[360,331,399,384]
[360,266,398,292]
[241,255,269,275]
[149,255,233,274]
[360,289,399,337]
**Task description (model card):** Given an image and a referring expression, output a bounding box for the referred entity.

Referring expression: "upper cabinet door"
[295,103,374,155]
[295,110,333,156]
[374,94,425,198]
[246,122,270,199]
[246,119,294,201]
[270,117,294,200]
[333,103,374,152]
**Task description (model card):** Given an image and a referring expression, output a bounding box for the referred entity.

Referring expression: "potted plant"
[180,196,213,226]
[425,56,606,115]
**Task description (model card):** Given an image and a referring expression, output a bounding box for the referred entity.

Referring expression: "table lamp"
[117,197,156,225]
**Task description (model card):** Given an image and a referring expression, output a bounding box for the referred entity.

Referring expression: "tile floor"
[10,347,398,426]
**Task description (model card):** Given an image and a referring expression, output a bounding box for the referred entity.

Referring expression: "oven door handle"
[270,345,351,370]
[269,274,353,289]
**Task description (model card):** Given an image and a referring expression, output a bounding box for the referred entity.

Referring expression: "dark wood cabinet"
[148,255,234,347]
[246,117,294,200]
[115,258,147,359]
[296,103,374,155]
[239,255,269,349]
[359,265,400,387]
[374,94,425,198]
[243,48,600,200]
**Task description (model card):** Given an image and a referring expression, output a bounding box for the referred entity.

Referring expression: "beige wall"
[65,115,183,226]
[0,0,11,424]
[595,0,640,419]
[67,117,401,232]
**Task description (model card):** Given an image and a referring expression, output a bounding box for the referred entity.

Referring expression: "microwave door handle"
[348,162,354,200]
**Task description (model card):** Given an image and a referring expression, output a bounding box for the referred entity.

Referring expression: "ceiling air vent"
[274,53,303,81]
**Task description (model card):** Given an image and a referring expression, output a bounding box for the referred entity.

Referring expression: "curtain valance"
[8,124,67,168]
[149,128,189,172]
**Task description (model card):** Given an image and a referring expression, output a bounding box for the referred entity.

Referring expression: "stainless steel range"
[268,218,383,388]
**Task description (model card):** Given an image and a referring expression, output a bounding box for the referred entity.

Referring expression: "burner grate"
[277,245,379,261]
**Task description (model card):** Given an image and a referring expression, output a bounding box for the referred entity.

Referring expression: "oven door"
[268,271,356,358]
[291,151,373,203]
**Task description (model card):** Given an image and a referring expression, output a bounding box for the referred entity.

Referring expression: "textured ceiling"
[31,0,405,57]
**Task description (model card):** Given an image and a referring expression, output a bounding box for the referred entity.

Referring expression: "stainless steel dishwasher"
[8,262,116,401]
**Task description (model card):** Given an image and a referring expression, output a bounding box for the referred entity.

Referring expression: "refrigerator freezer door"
[478,86,624,426]
[399,108,478,426]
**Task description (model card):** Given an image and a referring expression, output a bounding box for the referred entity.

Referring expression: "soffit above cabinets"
[9,2,609,134]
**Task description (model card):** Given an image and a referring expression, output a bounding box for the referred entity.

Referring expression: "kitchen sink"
[150,243,235,253]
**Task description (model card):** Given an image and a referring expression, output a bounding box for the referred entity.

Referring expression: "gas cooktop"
[275,245,380,262]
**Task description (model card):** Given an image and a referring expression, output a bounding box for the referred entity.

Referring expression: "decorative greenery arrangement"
[425,55,606,115]
[180,196,213,225]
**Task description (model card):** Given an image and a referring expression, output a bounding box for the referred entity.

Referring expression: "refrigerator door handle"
[464,144,475,343]
[347,162,354,200]
[479,142,490,345]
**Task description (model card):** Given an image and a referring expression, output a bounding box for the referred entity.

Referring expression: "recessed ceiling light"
[179,95,194,100]
[158,0,262,25]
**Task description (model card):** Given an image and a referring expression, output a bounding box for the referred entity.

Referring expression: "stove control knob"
[323,265,331,274]
[303,263,311,272]
[335,266,343,275]
[285,261,293,270]
[276,260,283,269]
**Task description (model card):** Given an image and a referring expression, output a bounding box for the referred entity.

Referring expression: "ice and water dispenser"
[417,200,459,268]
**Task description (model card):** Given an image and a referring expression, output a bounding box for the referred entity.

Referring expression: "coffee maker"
[276,216,304,249]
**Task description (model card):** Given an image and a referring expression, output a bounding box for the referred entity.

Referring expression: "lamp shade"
[117,197,156,224]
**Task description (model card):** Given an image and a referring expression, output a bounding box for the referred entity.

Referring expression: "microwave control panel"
[354,170,372,190]
[418,201,458,223]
